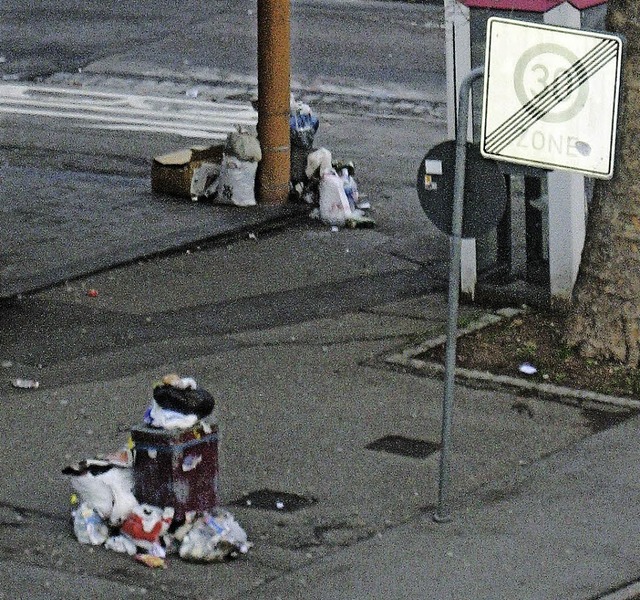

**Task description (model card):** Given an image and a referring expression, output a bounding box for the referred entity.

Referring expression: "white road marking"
[0,83,257,139]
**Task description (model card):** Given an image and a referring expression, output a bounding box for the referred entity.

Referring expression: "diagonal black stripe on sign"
[484,39,618,155]
[485,39,617,153]
[485,39,616,153]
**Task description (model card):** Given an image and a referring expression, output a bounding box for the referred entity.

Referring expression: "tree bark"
[564,0,640,367]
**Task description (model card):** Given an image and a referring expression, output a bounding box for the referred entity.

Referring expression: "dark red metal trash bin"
[131,422,219,523]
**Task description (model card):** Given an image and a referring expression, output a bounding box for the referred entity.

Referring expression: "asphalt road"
[1,0,446,98]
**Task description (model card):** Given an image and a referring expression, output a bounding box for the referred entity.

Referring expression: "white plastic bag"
[225,129,262,162]
[306,148,333,179]
[318,169,354,227]
[63,461,138,526]
[216,155,258,207]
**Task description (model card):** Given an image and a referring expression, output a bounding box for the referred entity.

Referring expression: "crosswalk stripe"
[0,83,257,140]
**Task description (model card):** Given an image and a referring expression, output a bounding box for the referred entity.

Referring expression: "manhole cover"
[233,489,317,512]
[366,435,440,459]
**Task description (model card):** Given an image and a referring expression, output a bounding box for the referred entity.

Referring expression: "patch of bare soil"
[424,311,640,400]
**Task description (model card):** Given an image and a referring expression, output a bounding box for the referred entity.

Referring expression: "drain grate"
[232,489,317,512]
[366,435,440,459]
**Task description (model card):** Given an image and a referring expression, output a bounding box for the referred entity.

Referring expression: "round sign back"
[416,140,508,238]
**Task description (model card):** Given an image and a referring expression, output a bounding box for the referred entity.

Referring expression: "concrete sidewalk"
[0,164,304,299]
[243,413,640,600]
[2,225,639,600]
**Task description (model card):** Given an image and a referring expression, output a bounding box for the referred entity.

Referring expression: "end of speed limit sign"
[480,17,623,179]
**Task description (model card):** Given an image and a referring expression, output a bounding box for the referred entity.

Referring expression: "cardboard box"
[151,145,224,199]
[131,422,219,522]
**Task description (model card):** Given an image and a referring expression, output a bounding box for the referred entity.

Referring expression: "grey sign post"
[432,66,485,523]
[424,18,622,524]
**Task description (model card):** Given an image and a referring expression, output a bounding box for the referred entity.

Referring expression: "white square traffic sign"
[480,17,623,179]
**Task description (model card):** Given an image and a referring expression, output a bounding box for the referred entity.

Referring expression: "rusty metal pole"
[256,0,291,205]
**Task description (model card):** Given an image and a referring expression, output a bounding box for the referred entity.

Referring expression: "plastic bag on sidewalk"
[225,128,262,162]
[290,97,320,184]
[211,128,261,207]
[62,456,138,526]
[318,169,355,227]
[215,155,258,207]
[72,502,110,545]
[299,147,332,206]
[177,509,252,562]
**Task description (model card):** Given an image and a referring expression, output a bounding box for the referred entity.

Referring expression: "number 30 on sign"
[480,17,623,179]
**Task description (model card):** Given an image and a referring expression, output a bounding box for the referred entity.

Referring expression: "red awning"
[457,0,606,11]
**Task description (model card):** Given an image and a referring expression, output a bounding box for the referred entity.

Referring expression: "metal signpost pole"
[433,66,484,524]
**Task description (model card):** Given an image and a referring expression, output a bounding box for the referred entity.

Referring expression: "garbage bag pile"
[303,148,375,228]
[151,93,375,227]
[289,97,375,229]
[151,127,261,206]
[62,374,251,568]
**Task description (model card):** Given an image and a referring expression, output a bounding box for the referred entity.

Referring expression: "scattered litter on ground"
[119,504,174,557]
[303,148,375,229]
[135,553,167,568]
[72,501,110,545]
[148,94,372,229]
[11,378,40,389]
[518,362,538,375]
[177,510,252,562]
[87,289,98,298]
[1,360,13,369]
[282,96,376,228]
[62,373,250,568]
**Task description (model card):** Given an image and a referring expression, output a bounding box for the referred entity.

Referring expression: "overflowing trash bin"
[62,374,251,568]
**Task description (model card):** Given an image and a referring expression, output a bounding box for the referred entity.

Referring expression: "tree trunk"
[564,0,640,367]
